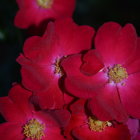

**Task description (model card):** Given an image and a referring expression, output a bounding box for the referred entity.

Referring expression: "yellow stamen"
[108,64,128,83]
[37,0,53,9]
[23,119,45,140]
[54,58,63,76]
[88,117,112,132]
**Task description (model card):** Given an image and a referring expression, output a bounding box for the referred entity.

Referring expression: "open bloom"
[61,22,140,122]
[14,0,75,29]
[17,18,94,109]
[64,99,131,140]
[0,84,70,140]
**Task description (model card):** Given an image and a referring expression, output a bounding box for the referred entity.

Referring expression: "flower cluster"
[0,0,140,140]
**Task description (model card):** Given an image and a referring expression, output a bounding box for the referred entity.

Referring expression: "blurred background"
[0,0,140,96]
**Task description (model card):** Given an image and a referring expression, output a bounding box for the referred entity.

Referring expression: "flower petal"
[0,85,33,122]
[81,50,104,75]
[32,83,64,109]
[88,84,128,122]
[73,124,131,140]
[118,73,140,118]
[95,22,137,65]
[0,122,24,140]
[124,38,140,74]
[62,54,107,98]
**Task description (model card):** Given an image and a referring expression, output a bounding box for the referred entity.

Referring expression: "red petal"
[70,99,86,115]
[62,54,107,98]
[124,38,140,74]
[81,50,104,75]
[0,122,24,140]
[43,128,65,140]
[32,83,64,109]
[73,124,131,140]
[0,85,33,122]
[34,109,70,128]
[17,54,54,92]
[64,114,86,140]
[54,18,95,54]
[95,22,137,65]
[88,84,128,122]
[118,73,140,118]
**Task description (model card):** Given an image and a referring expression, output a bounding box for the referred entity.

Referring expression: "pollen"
[23,119,45,140]
[54,58,63,76]
[37,0,53,9]
[88,116,112,132]
[108,64,128,83]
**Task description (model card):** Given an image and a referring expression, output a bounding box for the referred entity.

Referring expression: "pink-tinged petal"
[88,84,128,122]
[81,50,104,75]
[0,85,33,122]
[54,18,95,54]
[118,73,140,119]
[126,118,139,139]
[73,124,131,140]
[61,54,107,98]
[95,22,137,65]
[32,83,64,109]
[0,122,24,140]
[135,133,140,140]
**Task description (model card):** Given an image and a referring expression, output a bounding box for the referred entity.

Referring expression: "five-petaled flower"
[64,99,131,140]
[14,0,76,29]
[61,22,140,122]
[17,18,94,110]
[0,84,70,140]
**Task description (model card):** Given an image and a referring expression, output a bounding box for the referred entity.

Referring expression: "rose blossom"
[14,0,75,29]
[64,99,131,140]
[17,18,94,110]
[61,22,140,122]
[0,84,70,140]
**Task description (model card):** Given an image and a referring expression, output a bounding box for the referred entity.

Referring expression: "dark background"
[0,0,140,97]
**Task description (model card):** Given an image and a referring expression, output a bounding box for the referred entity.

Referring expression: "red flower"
[17,18,95,109]
[14,0,75,29]
[64,99,131,140]
[61,22,140,122]
[0,84,70,140]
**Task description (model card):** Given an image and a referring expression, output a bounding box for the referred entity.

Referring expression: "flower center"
[88,117,112,132]
[54,58,63,76]
[36,0,53,9]
[23,119,45,140]
[108,64,128,84]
